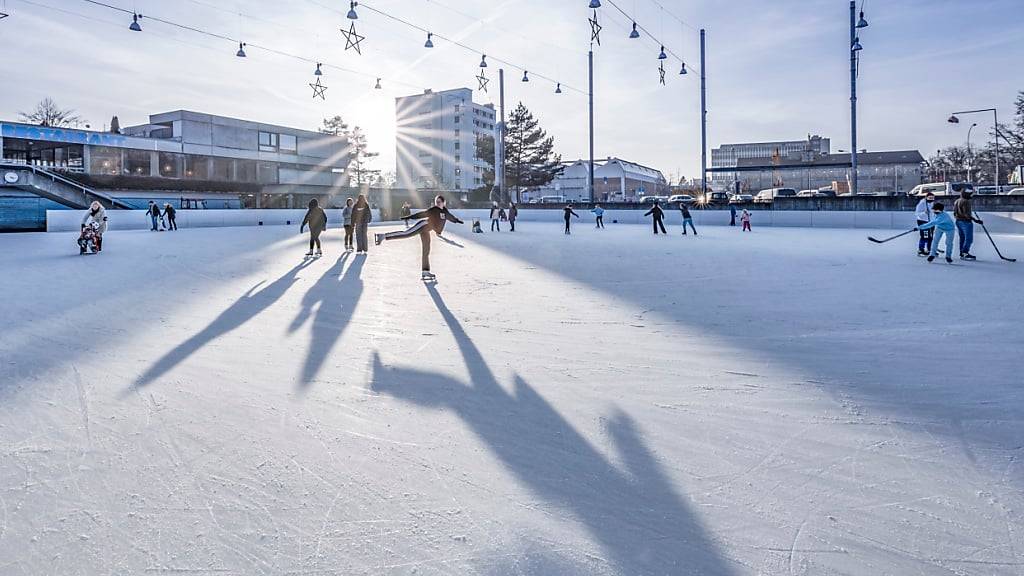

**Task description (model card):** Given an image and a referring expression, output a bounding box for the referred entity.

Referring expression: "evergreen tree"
[473,103,561,203]
[109,116,121,134]
[319,116,380,186]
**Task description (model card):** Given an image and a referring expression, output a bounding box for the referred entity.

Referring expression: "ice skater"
[472,218,484,233]
[342,197,354,251]
[741,209,752,231]
[729,204,737,226]
[400,202,412,228]
[78,201,108,254]
[147,201,161,231]
[490,202,502,232]
[915,201,955,263]
[375,194,464,281]
[300,198,328,257]
[915,192,935,255]
[164,203,177,231]
[591,204,605,228]
[645,201,667,235]
[679,203,697,235]
[352,194,373,253]
[508,203,518,232]
[953,189,984,260]
[563,204,580,234]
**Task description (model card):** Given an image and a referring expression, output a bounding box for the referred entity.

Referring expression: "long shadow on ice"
[289,252,365,389]
[370,284,735,575]
[128,259,314,393]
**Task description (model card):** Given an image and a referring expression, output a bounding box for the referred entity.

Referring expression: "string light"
[346,1,358,20]
[657,45,667,60]
[374,77,381,89]
[479,54,487,68]
[129,12,142,31]
[522,70,529,82]
[629,22,639,39]
[236,42,246,57]
[424,31,433,48]
[314,62,322,76]
[555,83,562,94]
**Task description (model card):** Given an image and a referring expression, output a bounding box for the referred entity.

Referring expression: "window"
[159,152,182,178]
[259,131,279,152]
[454,129,460,137]
[212,157,233,181]
[279,134,297,153]
[454,142,460,150]
[454,116,460,124]
[185,155,210,180]
[236,160,256,182]
[89,146,122,176]
[455,156,460,164]
[124,150,151,176]
[257,162,278,184]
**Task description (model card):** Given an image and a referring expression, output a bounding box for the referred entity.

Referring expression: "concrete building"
[395,88,496,192]
[721,151,926,195]
[529,157,669,203]
[711,136,831,187]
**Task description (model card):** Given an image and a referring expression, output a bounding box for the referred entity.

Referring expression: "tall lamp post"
[849,1,868,196]
[949,109,999,188]
[966,122,977,183]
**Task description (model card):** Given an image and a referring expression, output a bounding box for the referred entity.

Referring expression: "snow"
[1,222,1023,575]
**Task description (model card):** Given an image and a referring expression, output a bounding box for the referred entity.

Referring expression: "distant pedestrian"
[729,204,737,226]
[490,202,501,232]
[644,202,667,235]
[679,203,697,235]
[916,201,955,263]
[953,190,983,260]
[400,202,412,228]
[741,209,752,231]
[352,194,373,253]
[300,198,328,257]
[342,197,355,251]
[591,204,605,229]
[472,218,484,233]
[563,204,580,234]
[508,203,518,232]
[915,192,935,256]
[164,203,177,231]
[147,201,160,231]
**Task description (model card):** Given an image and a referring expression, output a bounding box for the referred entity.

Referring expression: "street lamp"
[966,122,978,183]
[849,1,868,196]
[949,108,1000,188]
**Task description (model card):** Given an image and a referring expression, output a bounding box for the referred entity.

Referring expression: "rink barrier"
[452,209,1024,235]
[46,209,381,232]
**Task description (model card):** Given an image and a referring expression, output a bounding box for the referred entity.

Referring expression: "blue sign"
[2,123,130,147]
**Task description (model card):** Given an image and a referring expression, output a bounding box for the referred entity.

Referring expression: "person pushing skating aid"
[375,195,464,281]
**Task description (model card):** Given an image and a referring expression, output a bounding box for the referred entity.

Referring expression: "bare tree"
[19,98,85,128]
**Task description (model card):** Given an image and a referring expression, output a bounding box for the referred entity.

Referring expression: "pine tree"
[319,116,380,186]
[505,103,562,202]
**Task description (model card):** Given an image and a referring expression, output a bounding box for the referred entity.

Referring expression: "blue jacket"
[591,207,605,216]
[917,211,954,232]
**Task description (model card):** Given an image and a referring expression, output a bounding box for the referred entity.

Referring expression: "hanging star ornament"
[589,10,602,45]
[310,77,328,100]
[476,68,489,93]
[340,21,365,55]
[0,11,8,19]
[658,62,666,85]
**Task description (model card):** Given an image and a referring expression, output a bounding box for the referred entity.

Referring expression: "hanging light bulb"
[346,1,358,19]
[236,42,247,58]
[856,11,868,28]
[479,54,487,68]
[314,62,322,76]
[589,0,601,7]
[129,13,142,32]
[658,45,667,59]
[851,37,862,51]
[424,32,433,48]
[555,83,562,94]
[679,62,687,75]
[374,78,382,89]
[629,22,640,39]
[522,70,529,82]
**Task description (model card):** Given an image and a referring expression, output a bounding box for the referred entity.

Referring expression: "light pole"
[949,110,998,188]
[966,122,977,183]
[700,29,708,203]
[850,1,867,196]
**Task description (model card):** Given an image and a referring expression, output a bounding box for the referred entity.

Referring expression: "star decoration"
[476,68,489,93]
[658,62,666,85]
[310,77,328,100]
[0,12,8,19]
[340,22,365,55]
[589,10,602,45]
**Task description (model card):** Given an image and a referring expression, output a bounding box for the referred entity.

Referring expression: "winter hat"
[933,202,945,211]
[308,198,319,208]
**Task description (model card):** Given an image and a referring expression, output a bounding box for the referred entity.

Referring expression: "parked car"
[700,191,730,204]
[1003,187,1024,196]
[975,185,1000,195]
[667,194,696,204]
[907,182,973,197]
[754,187,797,203]
[796,189,818,197]
[816,188,837,197]
[640,195,670,204]
[536,195,566,204]
[730,193,754,203]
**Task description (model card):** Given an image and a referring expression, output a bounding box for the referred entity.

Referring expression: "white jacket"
[82,206,108,234]
[915,198,932,222]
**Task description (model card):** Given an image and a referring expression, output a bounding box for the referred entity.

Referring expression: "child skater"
[740,209,752,232]
[375,194,464,281]
[300,198,327,257]
[472,219,484,233]
[563,203,580,234]
[915,201,955,264]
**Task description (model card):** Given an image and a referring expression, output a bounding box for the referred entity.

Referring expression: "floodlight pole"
[588,48,595,203]
[700,29,707,201]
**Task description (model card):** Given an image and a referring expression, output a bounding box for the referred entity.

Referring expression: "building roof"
[735,150,924,169]
[560,157,666,182]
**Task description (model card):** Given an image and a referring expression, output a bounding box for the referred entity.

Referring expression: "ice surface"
[1,222,1022,575]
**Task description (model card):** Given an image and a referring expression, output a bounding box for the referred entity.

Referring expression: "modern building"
[721,150,926,195]
[395,88,497,192]
[528,157,669,202]
[711,136,831,187]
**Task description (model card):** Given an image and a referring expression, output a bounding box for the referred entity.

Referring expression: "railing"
[0,162,132,209]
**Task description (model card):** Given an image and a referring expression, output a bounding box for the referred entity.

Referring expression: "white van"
[754,188,797,203]
[907,182,973,197]
[536,195,566,204]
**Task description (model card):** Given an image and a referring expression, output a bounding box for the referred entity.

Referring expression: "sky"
[0,0,1020,183]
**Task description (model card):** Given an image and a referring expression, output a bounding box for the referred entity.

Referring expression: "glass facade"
[124,149,151,176]
[89,146,122,175]
[211,157,233,181]
[185,155,209,180]
[159,152,182,178]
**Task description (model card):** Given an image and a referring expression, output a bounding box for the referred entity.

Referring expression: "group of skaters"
[466,202,519,233]
[913,189,985,263]
[146,201,178,232]
[299,195,374,257]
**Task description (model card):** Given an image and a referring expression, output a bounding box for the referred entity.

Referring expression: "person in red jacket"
[375,195,464,280]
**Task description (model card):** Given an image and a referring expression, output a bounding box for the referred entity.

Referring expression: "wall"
[47,208,380,232]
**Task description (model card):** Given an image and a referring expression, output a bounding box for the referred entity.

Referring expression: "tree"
[504,103,562,202]
[473,134,496,194]
[319,115,380,186]
[927,145,974,182]
[19,97,84,128]
[972,90,1024,185]
[109,116,121,134]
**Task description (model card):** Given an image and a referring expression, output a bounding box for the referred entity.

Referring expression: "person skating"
[741,209,752,231]
[591,204,605,229]
[342,197,355,251]
[352,194,373,253]
[147,201,160,231]
[679,203,697,235]
[508,203,518,232]
[953,190,984,260]
[164,203,178,231]
[729,204,737,226]
[400,202,412,228]
[915,192,936,256]
[563,204,580,234]
[79,201,108,254]
[490,202,501,232]
[916,202,955,263]
[374,194,464,281]
[644,202,667,235]
[472,218,484,233]
[300,198,328,257]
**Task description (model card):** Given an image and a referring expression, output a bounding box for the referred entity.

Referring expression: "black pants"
[510,219,515,232]
[596,216,604,228]
[491,219,500,231]
[564,218,572,234]
[355,223,369,252]
[344,225,353,249]
[309,229,322,252]
[730,214,736,226]
[383,220,432,270]
[167,216,177,230]
[917,219,933,251]
[653,218,666,234]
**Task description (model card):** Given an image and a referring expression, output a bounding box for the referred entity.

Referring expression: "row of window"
[258,131,298,153]
[87,146,279,183]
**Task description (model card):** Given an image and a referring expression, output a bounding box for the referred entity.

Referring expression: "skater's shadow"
[128,260,314,394]
[369,284,733,575]
[436,234,464,248]
[291,252,365,390]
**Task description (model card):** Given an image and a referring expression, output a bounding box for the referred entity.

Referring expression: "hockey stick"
[868,228,917,244]
[975,213,1016,262]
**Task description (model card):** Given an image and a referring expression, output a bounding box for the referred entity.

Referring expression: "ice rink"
[1,221,1023,575]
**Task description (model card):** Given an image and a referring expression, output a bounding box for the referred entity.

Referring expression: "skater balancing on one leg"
[741,209,752,231]
[915,202,955,264]
[300,198,328,257]
[591,204,605,228]
[644,201,667,235]
[563,204,580,234]
[953,189,984,260]
[679,202,697,235]
[374,194,463,281]
[352,194,373,253]
[342,197,355,251]
[915,192,935,256]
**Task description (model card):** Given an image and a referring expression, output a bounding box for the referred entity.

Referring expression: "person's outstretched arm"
[644,208,653,216]
[404,208,431,221]
[444,209,465,224]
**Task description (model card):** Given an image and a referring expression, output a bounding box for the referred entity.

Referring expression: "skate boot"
[927,255,935,262]
[918,249,928,256]
[421,271,436,281]
[962,253,977,261]
[315,249,322,257]
[374,233,384,246]
[304,250,314,257]
[946,256,954,264]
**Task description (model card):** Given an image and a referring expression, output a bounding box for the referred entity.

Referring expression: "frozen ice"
[1,222,1022,575]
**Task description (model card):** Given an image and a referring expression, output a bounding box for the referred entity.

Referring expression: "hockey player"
[915,192,935,256]
[915,201,955,264]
